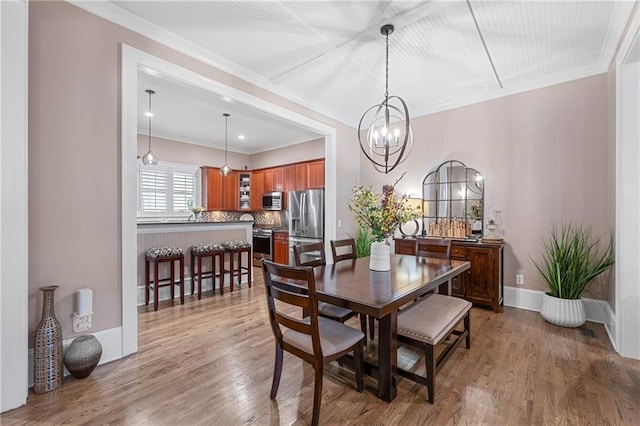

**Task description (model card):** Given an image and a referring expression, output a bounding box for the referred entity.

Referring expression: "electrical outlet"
[338,219,342,228]
[516,274,524,285]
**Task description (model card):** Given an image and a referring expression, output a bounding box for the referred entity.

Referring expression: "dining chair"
[293,243,359,324]
[330,238,374,342]
[330,238,357,263]
[262,259,364,426]
[415,237,452,295]
[415,237,452,259]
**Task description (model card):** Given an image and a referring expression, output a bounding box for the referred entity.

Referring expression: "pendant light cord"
[384,30,389,100]
[224,115,228,163]
[148,91,152,151]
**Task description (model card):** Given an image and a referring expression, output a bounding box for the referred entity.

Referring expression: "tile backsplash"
[202,210,282,226]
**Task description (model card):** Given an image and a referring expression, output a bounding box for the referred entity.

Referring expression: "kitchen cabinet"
[239,172,251,210]
[251,171,264,210]
[294,163,308,191]
[201,167,223,211]
[273,231,289,265]
[263,169,273,192]
[272,167,284,191]
[307,159,325,189]
[283,165,295,192]
[394,238,504,312]
[222,172,238,211]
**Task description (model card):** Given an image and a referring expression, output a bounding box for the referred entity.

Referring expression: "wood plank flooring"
[3,274,640,425]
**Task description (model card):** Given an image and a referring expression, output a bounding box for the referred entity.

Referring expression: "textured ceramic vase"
[540,292,586,328]
[34,285,64,393]
[64,335,103,379]
[369,241,391,271]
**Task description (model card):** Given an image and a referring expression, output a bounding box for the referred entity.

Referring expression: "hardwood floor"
[3,274,640,425]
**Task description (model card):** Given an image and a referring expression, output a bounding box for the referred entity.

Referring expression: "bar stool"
[190,243,224,298]
[144,246,185,311]
[222,241,252,292]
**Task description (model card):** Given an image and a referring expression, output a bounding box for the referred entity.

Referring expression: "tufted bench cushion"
[398,294,471,345]
[191,243,224,254]
[145,246,184,259]
[221,240,251,250]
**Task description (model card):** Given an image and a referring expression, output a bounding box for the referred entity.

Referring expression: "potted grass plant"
[531,224,614,327]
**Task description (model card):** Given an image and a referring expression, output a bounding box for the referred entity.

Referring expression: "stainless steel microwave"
[262,192,283,210]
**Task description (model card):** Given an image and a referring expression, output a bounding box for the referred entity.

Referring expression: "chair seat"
[283,316,365,357]
[398,294,471,346]
[145,246,184,259]
[192,243,224,254]
[318,302,353,320]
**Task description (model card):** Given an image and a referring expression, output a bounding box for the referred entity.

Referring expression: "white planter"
[369,241,391,271]
[540,293,586,328]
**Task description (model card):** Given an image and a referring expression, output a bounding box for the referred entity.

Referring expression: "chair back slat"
[293,242,326,267]
[330,238,357,263]
[415,237,452,260]
[262,259,322,357]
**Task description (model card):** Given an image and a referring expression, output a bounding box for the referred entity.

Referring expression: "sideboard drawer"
[451,245,465,259]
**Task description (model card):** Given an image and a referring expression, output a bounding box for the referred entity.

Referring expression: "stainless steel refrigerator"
[288,189,324,265]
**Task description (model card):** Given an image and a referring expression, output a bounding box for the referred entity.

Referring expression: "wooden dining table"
[313,253,470,402]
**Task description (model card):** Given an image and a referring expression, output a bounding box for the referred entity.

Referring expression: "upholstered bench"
[397,293,471,403]
[221,241,252,292]
[144,246,185,311]
[191,243,224,298]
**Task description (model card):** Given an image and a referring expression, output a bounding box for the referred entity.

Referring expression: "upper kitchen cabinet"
[201,166,223,211]
[283,165,296,192]
[251,170,264,210]
[307,159,325,189]
[222,172,238,211]
[238,172,251,210]
[272,167,284,191]
[294,163,308,190]
[263,169,273,192]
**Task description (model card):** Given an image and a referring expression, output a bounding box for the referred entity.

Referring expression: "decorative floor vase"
[369,241,391,271]
[34,285,63,393]
[540,292,586,328]
[64,335,103,379]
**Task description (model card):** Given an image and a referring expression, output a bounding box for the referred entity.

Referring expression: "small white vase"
[540,292,586,328]
[369,241,391,271]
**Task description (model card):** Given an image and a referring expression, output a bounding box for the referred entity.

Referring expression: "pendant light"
[220,113,232,176]
[141,89,159,166]
[358,24,413,174]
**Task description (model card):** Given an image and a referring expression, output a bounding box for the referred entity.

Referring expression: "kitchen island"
[137,221,253,305]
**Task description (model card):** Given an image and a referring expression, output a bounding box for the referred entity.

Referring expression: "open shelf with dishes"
[239,173,251,210]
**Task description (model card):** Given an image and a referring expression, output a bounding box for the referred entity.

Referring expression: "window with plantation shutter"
[137,161,200,219]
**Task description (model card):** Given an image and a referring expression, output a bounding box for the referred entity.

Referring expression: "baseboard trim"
[28,327,122,388]
[504,286,613,324]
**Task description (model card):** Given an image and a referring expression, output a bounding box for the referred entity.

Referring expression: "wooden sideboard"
[394,238,504,312]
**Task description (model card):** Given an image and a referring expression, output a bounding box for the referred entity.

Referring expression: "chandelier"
[358,24,413,174]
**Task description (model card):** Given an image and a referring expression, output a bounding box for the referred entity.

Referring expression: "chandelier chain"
[384,30,389,99]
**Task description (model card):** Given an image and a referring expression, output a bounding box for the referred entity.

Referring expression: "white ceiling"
[76,0,635,153]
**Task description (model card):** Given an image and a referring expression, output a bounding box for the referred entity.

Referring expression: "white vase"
[540,292,586,328]
[369,241,391,271]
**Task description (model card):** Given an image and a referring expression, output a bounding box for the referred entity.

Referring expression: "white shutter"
[140,168,169,213]
[173,171,195,213]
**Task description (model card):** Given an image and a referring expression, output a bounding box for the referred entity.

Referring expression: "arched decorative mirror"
[422,160,484,238]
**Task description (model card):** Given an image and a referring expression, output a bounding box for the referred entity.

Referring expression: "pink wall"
[359,74,612,297]
[137,134,250,169]
[250,138,325,169]
[28,1,360,344]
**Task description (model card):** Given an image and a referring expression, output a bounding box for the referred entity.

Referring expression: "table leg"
[377,312,398,402]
